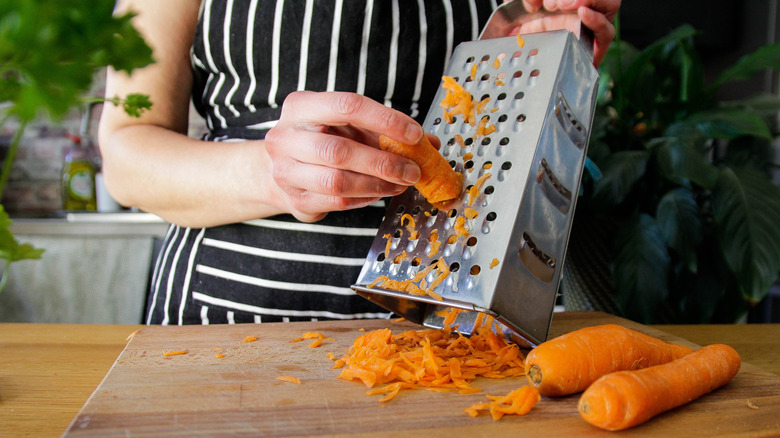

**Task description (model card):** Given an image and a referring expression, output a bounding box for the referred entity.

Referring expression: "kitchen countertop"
[9,211,169,237]
[1,317,778,437]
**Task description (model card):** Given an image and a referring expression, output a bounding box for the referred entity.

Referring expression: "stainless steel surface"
[353,27,599,347]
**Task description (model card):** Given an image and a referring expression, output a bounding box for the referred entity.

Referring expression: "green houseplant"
[0,0,153,291]
[566,24,780,324]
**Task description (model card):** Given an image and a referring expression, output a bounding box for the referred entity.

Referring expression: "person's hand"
[264,91,426,223]
[518,0,620,67]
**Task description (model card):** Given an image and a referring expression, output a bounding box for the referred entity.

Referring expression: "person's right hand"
[264,91,425,223]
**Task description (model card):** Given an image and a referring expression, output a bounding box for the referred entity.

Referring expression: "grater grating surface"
[352,28,599,347]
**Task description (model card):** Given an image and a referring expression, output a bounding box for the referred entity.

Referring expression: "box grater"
[351,4,600,347]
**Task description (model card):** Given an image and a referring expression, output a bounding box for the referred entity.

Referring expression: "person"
[98,0,620,325]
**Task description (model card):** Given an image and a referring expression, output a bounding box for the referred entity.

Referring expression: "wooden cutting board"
[64,311,780,437]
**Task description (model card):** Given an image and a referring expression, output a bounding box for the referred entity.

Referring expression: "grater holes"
[449,262,460,273]
[497,92,507,101]
[517,114,526,123]
[519,231,555,283]
[411,257,421,267]
[498,114,508,123]
[511,50,522,63]
[538,158,573,214]
[433,117,442,125]
[469,265,481,276]
[530,69,540,77]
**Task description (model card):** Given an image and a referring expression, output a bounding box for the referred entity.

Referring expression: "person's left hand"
[516,0,620,67]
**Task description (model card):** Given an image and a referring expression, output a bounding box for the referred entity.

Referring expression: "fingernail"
[559,0,577,8]
[404,124,423,143]
[402,163,421,184]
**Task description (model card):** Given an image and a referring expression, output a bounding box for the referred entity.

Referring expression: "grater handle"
[479,0,595,61]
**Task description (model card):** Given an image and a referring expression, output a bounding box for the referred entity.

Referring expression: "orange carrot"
[465,385,540,420]
[578,344,741,431]
[525,324,694,396]
[379,134,463,205]
[337,318,526,401]
[242,335,258,343]
[162,350,188,357]
[277,375,302,384]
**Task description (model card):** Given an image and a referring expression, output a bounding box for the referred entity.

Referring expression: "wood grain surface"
[62,312,780,437]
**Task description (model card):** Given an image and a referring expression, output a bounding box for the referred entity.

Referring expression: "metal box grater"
[351,27,599,347]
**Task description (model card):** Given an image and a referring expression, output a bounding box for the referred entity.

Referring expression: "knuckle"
[317,170,347,196]
[333,93,365,118]
[315,136,350,166]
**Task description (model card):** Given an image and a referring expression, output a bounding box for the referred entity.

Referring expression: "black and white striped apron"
[146,0,497,325]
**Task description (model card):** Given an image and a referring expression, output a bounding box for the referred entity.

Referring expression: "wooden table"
[1,316,778,437]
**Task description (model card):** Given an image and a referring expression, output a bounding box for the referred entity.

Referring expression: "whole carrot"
[525,324,693,396]
[578,343,741,431]
[379,134,463,205]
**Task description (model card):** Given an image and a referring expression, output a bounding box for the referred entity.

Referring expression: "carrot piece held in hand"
[525,324,693,396]
[578,343,741,431]
[379,134,463,205]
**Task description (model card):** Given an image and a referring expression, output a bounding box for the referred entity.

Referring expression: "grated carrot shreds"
[215,353,225,359]
[383,233,393,258]
[440,76,478,125]
[490,258,500,269]
[277,375,302,384]
[517,34,525,48]
[163,350,188,357]
[465,385,540,420]
[242,336,258,343]
[467,173,492,207]
[336,316,526,402]
[302,332,335,341]
[309,339,324,348]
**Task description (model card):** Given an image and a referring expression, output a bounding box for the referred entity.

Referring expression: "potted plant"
[564,24,780,324]
[0,0,153,292]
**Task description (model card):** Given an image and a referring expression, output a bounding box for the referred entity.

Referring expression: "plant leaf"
[654,136,719,189]
[614,214,671,323]
[680,109,773,140]
[0,206,44,262]
[713,42,780,91]
[592,150,649,206]
[656,187,702,271]
[712,168,780,303]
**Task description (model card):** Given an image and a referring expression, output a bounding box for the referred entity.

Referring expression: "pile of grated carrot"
[333,312,526,403]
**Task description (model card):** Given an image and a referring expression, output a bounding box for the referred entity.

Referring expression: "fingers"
[578,6,615,67]
[541,0,620,20]
[282,90,424,145]
[265,90,429,221]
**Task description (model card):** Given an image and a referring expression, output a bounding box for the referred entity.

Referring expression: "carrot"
[277,376,302,384]
[489,258,499,269]
[525,324,694,396]
[242,335,258,343]
[578,344,741,431]
[465,385,540,420]
[337,316,526,401]
[379,134,463,205]
[162,350,188,357]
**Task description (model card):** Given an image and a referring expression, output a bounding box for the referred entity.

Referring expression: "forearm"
[101,124,285,228]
